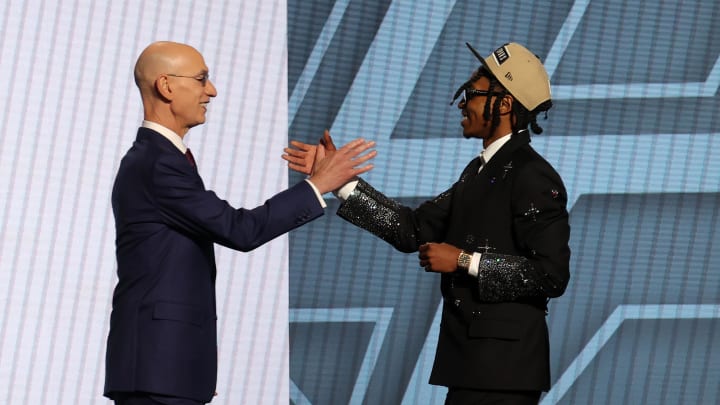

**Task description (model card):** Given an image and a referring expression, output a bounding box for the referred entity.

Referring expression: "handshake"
[282,130,376,195]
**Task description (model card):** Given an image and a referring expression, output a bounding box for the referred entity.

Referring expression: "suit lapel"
[476,130,530,183]
[137,127,206,188]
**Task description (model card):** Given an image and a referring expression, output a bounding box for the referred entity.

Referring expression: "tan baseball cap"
[466,42,551,111]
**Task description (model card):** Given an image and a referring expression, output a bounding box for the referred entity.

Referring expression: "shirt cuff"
[304,179,327,208]
[467,252,482,277]
[334,179,359,201]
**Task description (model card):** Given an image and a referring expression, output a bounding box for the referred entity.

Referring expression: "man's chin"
[189,118,206,128]
[461,123,477,139]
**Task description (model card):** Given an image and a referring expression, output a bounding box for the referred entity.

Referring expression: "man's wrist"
[304,179,327,208]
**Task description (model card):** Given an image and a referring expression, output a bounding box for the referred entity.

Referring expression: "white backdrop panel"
[0,1,290,404]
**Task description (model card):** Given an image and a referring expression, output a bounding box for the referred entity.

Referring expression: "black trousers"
[113,392,205,405]
[444,387,541,405]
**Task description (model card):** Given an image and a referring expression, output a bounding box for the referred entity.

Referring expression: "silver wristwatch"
[457,250,472,272]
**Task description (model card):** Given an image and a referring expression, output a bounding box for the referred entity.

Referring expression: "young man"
[285,42,570,405]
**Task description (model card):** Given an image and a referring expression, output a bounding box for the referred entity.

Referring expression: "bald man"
[104,41,376,405]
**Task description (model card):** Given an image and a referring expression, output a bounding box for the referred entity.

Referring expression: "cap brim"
[466,42,494,74]
[465,42,484,62]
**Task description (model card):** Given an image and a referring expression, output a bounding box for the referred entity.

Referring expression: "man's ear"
[500,94,514,114]
[155,75,173,101]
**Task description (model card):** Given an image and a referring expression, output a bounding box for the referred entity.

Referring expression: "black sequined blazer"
[337,130,571,392]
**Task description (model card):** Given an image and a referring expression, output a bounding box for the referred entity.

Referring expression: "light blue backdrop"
[287,1,720,404]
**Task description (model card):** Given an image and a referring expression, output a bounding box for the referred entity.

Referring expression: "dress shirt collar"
[480,130,525,163]
[141,120,187,153]
[480,132,511,163]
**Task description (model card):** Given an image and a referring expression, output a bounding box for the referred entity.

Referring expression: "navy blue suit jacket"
[104,127,323,402]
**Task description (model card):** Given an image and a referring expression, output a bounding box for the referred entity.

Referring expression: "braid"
[490,87,504,132]
[482,74,505,135]
[513,99,552,134]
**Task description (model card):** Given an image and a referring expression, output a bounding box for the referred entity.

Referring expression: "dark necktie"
[185,148,197,168]
[465,156,483,176]
[469,155,486,175]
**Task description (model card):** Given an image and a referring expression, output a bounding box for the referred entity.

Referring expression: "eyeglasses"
[451,84,501,105]
[461,88,494,103]
[167,73,210,86]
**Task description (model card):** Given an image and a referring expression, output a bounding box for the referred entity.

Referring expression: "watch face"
[458,252,472,269]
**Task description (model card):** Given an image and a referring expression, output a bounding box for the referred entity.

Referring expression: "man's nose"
[206,80,218,97]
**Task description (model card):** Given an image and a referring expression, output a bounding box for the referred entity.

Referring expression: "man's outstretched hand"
[283,130,339,175]
[283,140,316,175]
[284,130,374,194]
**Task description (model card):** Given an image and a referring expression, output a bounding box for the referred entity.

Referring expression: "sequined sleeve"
[475,253,545,302]
[336,179,414,250]
[477,157,571,302]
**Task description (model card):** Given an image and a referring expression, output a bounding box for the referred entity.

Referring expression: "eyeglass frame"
[461,87,502,103]
[451,81,504,105]
[166,73,210,86]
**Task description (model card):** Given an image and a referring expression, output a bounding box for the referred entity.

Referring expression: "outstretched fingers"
[283,140,318,175]
[351,150,377,175]
[338,139,376,175]
[338,138,376,156]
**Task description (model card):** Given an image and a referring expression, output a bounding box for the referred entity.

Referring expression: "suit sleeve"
[475,161,571,301]
[336,178,455,253]
[151,155,324,251]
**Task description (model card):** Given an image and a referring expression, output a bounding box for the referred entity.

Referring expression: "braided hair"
[452,66,552,136]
